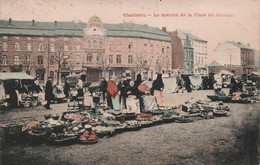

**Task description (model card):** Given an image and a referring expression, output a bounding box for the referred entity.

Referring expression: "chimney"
[54,21,57,27]
[32,19,35,27]
[162,27,167,32]
[8,18,12,26]
[247,43,250,47]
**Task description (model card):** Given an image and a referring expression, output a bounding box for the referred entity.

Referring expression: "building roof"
[208,60,223,67]
[0,19,171,42]
[226,41,254,50]
[176,29,207,42]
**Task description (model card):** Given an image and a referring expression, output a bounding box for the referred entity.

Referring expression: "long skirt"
[142,95,158,111]
[112,95,120,110]
[153,90,164,106]
[126,96,140,114]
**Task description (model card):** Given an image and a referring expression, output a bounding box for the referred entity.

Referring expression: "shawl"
[107,80,119,98]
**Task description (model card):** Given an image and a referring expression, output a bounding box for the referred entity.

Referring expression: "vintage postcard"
[0,0,259,165]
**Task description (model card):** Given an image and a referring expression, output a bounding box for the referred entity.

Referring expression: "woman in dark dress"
[151,73,164,106]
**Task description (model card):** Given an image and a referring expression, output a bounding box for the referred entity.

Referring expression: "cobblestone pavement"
[1,89,259,165]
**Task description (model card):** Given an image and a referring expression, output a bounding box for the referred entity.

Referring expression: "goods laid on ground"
[2,97,241,146]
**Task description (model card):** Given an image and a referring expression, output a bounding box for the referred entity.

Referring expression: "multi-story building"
[210,41,254,75]
[0,16,172,84]
[162,28,184,74]
[176,29,208,74]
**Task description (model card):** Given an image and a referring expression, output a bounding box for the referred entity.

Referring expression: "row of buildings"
[0,16,256,84]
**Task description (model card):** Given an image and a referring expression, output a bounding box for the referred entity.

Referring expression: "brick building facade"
[0,16,172,84]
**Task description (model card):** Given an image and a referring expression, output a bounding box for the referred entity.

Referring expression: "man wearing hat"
[44,76,53,109]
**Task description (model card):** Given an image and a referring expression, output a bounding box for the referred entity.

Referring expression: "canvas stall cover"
[189,75,203,87]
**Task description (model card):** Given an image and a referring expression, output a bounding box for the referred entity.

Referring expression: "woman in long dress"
[151,73,164,107]
[107,77,120,110]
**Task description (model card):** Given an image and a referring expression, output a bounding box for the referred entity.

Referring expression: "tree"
[155,57,164,73]
[51,43,72,84]
[20,51,37,75]
[96,53,111,78]
[134,52,153,74]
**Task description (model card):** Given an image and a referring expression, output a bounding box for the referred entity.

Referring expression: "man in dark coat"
[100,78,108,102]
[44,77,53,109]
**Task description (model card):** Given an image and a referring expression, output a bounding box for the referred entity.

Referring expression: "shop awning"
[0,72,34,80]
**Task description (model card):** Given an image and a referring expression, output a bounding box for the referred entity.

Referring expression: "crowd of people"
[99,73,165,113]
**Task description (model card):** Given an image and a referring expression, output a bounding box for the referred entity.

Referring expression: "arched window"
[93,40,97,48]
[97,54,101,62]
[87,54,92,62]
[87,41,91,48]
[98,41,102,48]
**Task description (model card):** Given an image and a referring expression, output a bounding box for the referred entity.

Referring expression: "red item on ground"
[138,84,150,93]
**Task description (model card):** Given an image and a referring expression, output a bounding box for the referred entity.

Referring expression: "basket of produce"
[22,102,30,108]
[31,101,38,107]
[92,126,115,137]
[79,131,98,144]
[175,117,194,123]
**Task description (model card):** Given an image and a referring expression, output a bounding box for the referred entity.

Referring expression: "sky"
[0,0,259,64]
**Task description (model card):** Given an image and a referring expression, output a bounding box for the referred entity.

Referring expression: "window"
[144,43,147,51]
[162,48,165,53]
[1,55,7,65]
[98,41,102,48]
[38,56,43,65]
[109,55,113,63]
[14,55,20,65]
[201,57,203,64]
[63,55,69,63]
[116,55,121,64]
[166,47,169,53]
[97,54,101,62]
[93,40,97,48]
[64,43,69,51]
[27,43,32,51]
[128,55,133,64]
[26,55,32,64]
[15,42,20,51]
[198,57,200,64]
[50,56,54,65]
[76,43,80,51]
[76,56,80,64]
[87,54,92,62]
[128,42,133,51]
[117,43,121,51]
[156,58,159,65]
[109,43,113,51]
[3,42,8,51]
[50,44,55,52]
[39,43,44,52]
[50,71,54,80]
[87,41,91,48]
